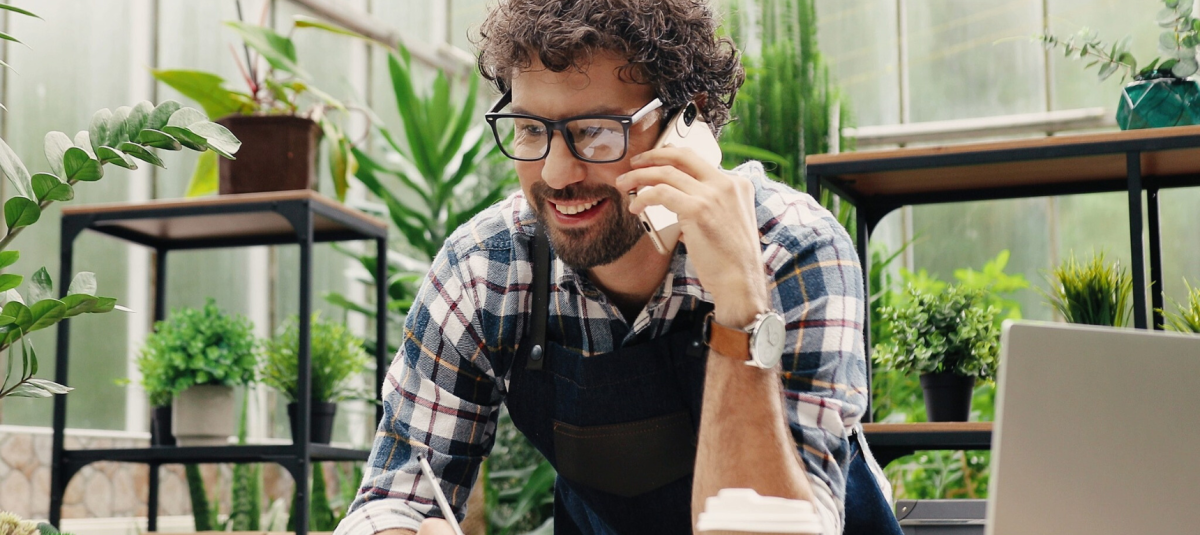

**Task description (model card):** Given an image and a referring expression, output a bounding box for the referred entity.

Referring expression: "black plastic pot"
[287,401,338,444]
[919,372,976,422]
[151,405,176,446]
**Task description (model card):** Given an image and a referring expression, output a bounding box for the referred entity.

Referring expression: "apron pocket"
[553,411,697,498]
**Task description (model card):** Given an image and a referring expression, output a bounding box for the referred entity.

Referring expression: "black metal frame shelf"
[807,125,1200,458]
[48,190,388,535]
[862,423,992,466]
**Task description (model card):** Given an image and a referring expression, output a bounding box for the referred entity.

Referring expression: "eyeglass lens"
[494,116,627,162]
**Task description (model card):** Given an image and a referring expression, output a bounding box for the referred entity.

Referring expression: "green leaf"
[387,52,437,180]
[2,302,32,332]
[162,127,209,152]
[63,147,103,182]
[92,297,117,313]
[1097,61,1120,81]
[95,146,138,170]
[107,106,131,147]
[25,378,72,395]
[27,299,66,332]
[145,100,183,131]
[124,101,154,140]
[6,383,54,398]
[0,136,33,199]
[150,70,254,119]
[117,142,165,168]
[44,131,74,178]
[89,108,112,154]
[0,251,18,270]
[30,267,52,303]
[185,150,219,197]
[187,121,241,159]
[61,294,100,317]
[224,21,309,79]
[68,271,97,296]
[166,107,208,128]
[32,173,73,202]
[73,131,97,160]
[0,274,22,293]
[0,31,25,47]
[0,5,41,18]
[1173,57,1199,77]
[4,196,40,231]
[136,129,183,151]
[293,15,383,45]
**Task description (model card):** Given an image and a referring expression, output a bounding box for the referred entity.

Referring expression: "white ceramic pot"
[172,384,235,446]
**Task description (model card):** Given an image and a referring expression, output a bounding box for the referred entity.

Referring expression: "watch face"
[751,312,786,368]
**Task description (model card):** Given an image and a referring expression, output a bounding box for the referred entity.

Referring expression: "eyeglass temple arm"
[631,98,664,124]
[488,90,513,114]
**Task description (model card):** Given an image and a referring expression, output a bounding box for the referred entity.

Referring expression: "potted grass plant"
[1163,279,1200,333]
[875,285,1001,422]
[259,313,370,444]
[152,9,360,200]
[1041,252,1134,327]
[137,298,257,446]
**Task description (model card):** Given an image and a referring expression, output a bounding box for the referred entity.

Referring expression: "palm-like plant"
[1163,279,1200,333]
[1041,252,1134,327]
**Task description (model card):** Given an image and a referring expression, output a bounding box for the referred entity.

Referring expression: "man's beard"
[529,181,645,270]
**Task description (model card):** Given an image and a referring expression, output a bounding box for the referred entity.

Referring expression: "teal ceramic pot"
[1116,77,1200,130]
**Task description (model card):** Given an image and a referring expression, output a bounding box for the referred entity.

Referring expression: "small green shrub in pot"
[137,298,257,445]
[874,285,1000,422]
[260,313,369,444]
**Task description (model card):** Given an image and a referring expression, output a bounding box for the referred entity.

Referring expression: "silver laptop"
[987,321,1200,535]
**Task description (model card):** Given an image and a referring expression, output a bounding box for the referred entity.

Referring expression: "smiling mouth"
[551,199,603,215]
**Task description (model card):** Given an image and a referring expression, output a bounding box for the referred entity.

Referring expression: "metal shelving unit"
[48,190,389,534]
[808,124,1200,455]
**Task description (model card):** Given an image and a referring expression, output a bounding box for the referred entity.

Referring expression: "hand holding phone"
[635,101,723,255]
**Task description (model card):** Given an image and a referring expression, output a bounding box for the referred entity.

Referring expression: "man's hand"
[618,147,770,326]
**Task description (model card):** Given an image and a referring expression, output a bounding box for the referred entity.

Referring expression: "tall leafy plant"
[720,0,855,235]
[0,100,238,400]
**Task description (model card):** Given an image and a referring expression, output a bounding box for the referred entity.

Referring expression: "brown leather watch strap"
[704,312,751,361]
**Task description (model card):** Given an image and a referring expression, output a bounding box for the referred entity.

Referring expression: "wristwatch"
[703,310,786,369]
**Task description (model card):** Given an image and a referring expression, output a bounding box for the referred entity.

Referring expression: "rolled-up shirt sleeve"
[764,195,869,535]
[336,245,501,535]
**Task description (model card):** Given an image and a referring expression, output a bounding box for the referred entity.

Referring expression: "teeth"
[553,199,600,215]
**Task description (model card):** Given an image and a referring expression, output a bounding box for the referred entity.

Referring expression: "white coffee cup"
[696,488,823,534]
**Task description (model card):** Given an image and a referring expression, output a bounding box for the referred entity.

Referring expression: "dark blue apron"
[504,228,902,534]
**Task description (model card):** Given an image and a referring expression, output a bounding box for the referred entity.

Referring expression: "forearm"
[691,299,815,530]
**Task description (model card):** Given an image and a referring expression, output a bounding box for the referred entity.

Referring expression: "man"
[336,1,898,534]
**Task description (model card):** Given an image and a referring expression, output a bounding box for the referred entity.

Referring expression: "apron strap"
[527,225,551,370]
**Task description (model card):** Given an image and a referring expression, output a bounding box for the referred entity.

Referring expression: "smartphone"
[635,101,723,255]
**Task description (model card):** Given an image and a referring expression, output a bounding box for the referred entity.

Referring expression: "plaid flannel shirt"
[335,162,875,535]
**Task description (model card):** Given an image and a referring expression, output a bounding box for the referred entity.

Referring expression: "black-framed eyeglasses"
[484,90,664,164]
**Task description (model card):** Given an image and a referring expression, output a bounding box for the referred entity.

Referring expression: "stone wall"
[0,426,357,523]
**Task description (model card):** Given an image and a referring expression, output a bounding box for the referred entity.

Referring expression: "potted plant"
[137,298,258,446]
[875,286,1001,422]
[1041,251,1133,327]
[259,313,369,444]
[1039,0,1200,129]
[152,11,359,200]
[1162,278,1200,333]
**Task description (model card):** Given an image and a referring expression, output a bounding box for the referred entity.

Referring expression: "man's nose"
[541,135,586,190]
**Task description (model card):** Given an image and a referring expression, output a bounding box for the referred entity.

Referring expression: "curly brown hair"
[475,0,745,135]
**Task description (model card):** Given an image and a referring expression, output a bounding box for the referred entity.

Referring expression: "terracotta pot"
[172,385,235,446]
[919,372,976,422]
[216,115,322,195]
[287,401,338,444]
